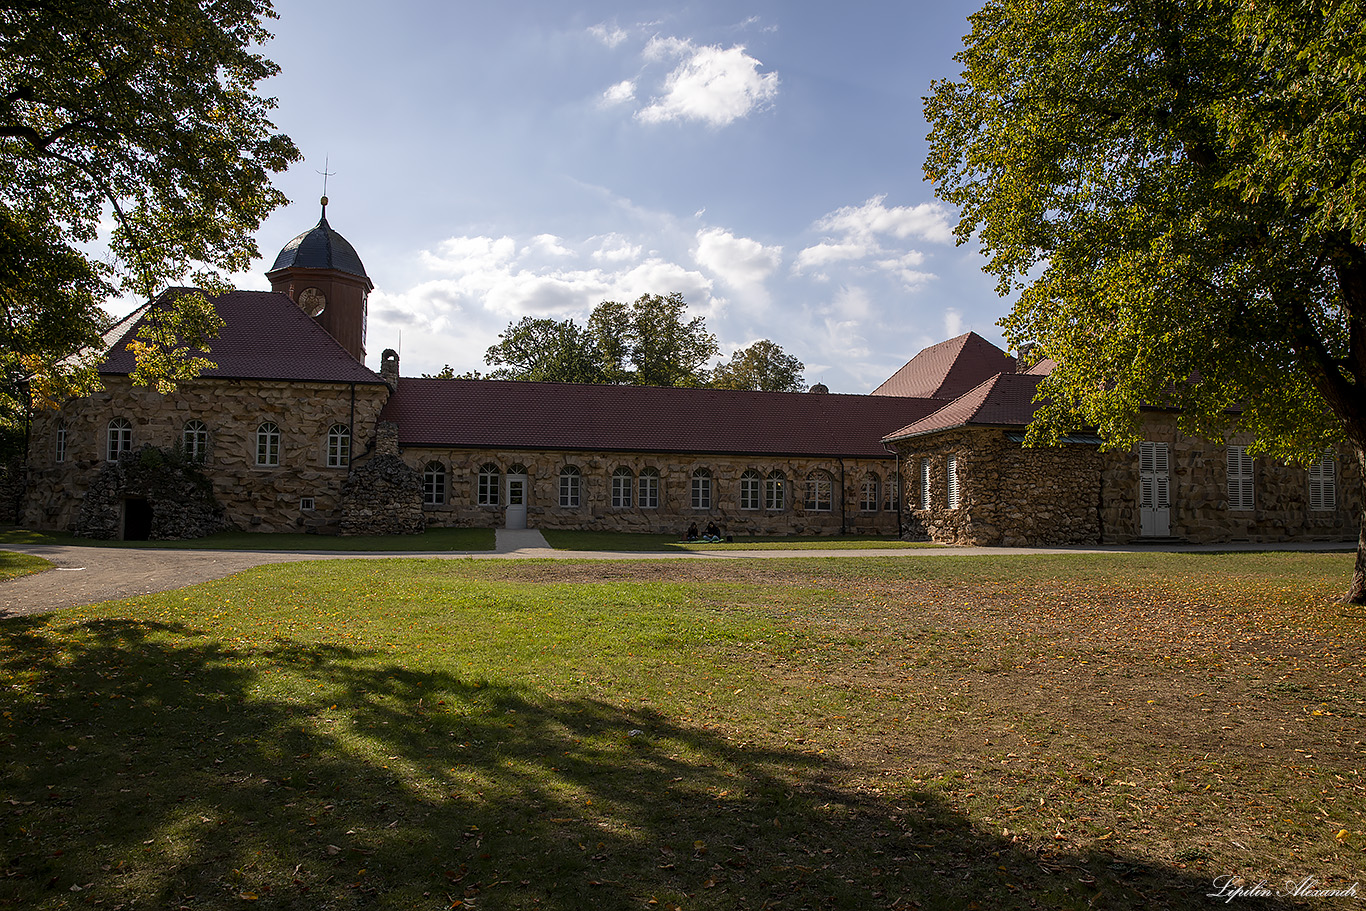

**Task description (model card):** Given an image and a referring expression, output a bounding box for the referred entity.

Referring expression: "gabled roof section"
[383,379,944,458]
[99,289,386,385]
[872,331,1017,400]
[882,372,1046,442]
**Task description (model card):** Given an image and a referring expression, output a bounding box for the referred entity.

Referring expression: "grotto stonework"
[74,445,234,540]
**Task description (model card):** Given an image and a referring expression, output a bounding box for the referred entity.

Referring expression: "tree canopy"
[710,339,807,392]
[0,0,299,452]
[485,293,723,387]
[925,0,1366,599]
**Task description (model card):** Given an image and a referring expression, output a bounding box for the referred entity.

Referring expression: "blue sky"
[235,0,1003,391]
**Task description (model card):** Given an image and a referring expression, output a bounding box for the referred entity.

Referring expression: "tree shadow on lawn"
[0,617,1294,910]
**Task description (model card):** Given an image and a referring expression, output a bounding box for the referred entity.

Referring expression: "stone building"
[17,207,1361,545]
[882,364,1362,546]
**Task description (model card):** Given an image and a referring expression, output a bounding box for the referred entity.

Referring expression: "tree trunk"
[1351,447,1366,604]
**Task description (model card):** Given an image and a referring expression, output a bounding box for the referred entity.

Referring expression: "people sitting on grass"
[685,522,699,542]
[703,521,722,542]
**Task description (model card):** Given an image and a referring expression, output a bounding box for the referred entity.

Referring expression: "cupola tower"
[266,197,374,362]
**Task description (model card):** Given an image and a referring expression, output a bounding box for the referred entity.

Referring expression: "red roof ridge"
[871,330,1016,399]
[882,371,1044,442]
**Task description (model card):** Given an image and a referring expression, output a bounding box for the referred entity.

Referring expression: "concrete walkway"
[0,534,1354,620]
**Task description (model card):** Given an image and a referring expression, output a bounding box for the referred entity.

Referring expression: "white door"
[505,473,528,529]
[1138,442,1170,537]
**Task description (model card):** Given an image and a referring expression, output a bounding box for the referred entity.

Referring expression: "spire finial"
[316,155,336,220]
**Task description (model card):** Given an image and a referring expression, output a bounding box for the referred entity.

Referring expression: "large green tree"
[925,0,1366,600]
[709,339,807,392]
[0,0,299,451]
[483,317,605,383]
[485,293,720,387]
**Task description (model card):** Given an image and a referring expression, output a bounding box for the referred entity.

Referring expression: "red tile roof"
[383,379,943,458]
[882,372,1045,442]
[872,331,1017,399]
[99,289,386,385]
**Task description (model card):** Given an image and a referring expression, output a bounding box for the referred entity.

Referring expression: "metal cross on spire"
[317,156,336,217]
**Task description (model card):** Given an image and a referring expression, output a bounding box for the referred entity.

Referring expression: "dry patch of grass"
[1,552,1361,909]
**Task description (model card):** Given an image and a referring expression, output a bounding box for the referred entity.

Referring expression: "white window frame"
[255,422,281,467]
[559,465,582,508]
[55,422,67,464]
[182,420,208,463]
[611,467,633,508]
[805,471,832,512]
[107,418,132,462]
[946,454,960,510]
[423,462,446,506]
[765,471,786,510]
[478,464,500,506]
[691,469,712,510]
[860,474,879,512]
[326,423,350,468]
[919,458,932,509]
[1308,451,1336,511]
[739,469,761,510]
[1227,445,1254,511]
[638,468,660,509]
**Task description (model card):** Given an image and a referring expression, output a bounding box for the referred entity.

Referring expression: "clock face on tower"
[299,287,326,317]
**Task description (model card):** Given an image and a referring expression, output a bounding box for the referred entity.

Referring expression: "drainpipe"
[348,383,356,474]
[883,443,902,539]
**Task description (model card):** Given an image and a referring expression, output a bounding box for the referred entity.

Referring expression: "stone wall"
[73,444,233,539]
[339,423,424,535]
[1100,413,1362,543]
[892,429,1102,546]
[24,377,389,534]
[0,461,24,525]
[402,446,902,537]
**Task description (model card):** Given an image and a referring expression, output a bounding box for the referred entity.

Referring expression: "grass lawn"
[541,530,931,552]
[1,552,1363,909]
[0,551,50,582]
[0,525,495,552]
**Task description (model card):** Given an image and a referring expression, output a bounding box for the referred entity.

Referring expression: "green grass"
[541,529,931,551]
[0,525,495,551]
[2,552,1363,910]
[0,551,50,581]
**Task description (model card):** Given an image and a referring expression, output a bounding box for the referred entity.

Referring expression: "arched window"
[107,418,132,462]
[559,465,582,508]
[765,470,786,510]
[478,463,500,505]
[256,422,281,467]
[691,468,712,510]
[805,471,832,512]
[638,467,660,509]
[54,421,67,464]
[739,469,761,510]
[182,420,208,463]
[326,423,350,468]
[611,467,633,508]
[860,473,879,512]
[423,462,446,506]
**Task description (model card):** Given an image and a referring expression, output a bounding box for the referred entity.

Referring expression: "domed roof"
[268,204,370,282]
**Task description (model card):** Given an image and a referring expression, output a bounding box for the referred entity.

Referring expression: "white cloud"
[589,234,643,263]
[693,227,781,288]
[943,308,964,339]
[813,196,953,245]
[601,80,636,106]
[589,23,629,48]
[793,241,870,274]
[524,234,572,257]
[643,35,694,61]
[636,44,779,127]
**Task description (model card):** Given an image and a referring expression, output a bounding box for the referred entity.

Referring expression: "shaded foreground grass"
[1,552,1363,909]
[0,526,494,552]
[541,530,927,551]
[0,552,49,582]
